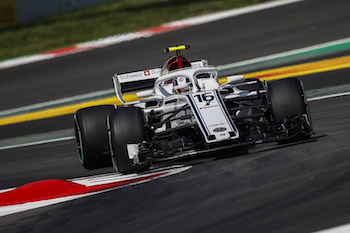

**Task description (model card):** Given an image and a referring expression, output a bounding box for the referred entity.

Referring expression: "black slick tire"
[108,106,150,173]
[74,105,114,169]
[268,78,312,140]
[268,78,307,122]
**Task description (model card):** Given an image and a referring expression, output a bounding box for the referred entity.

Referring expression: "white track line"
[0,0,304,70]
[315,223,350,233]
[0,136,75,151]
[0,165,191,217]
[217,37,350,71]
[163,0,303,27]
[308,92,350,101]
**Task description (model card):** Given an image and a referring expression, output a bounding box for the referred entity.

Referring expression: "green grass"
[0,0,271,61]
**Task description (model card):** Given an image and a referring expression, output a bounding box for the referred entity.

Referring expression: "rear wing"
[112,60,208,104]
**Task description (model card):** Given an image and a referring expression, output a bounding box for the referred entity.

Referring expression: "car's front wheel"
[108,106,150,173]
[268,78,313,140]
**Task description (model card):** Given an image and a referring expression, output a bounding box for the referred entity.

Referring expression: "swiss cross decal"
[144,70,150,76]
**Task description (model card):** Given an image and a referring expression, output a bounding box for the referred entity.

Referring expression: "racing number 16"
[194,93,214,103]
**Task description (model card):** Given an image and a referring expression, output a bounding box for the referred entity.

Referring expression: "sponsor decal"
[208,122,227,128]
[117,68,161,81]
[213,127,227,132]
[118,72,143,80]
[199,104,218,110]
[151,69,161,75]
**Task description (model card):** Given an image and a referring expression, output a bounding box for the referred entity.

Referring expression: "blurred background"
[0,0,270,61]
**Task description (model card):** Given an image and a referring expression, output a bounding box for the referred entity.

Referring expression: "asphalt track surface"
[0,0,350,232]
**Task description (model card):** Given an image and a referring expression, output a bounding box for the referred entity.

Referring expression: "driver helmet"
[163,56,191,72]
[173,76,193,94]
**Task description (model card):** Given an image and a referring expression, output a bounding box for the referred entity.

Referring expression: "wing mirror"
[226,75,244,84]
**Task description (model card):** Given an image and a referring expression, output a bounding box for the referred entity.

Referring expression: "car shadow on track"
[153,135,325,169]
[248,135,325,155]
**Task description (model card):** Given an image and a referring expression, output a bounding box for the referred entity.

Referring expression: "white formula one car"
[74,45,313,173]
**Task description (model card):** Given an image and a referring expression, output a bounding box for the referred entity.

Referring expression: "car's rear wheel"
[74,105,114,169]
[268,78,312,140]
[108,107,150,173]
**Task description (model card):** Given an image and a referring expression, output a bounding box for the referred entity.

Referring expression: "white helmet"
[173,76,193,94]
